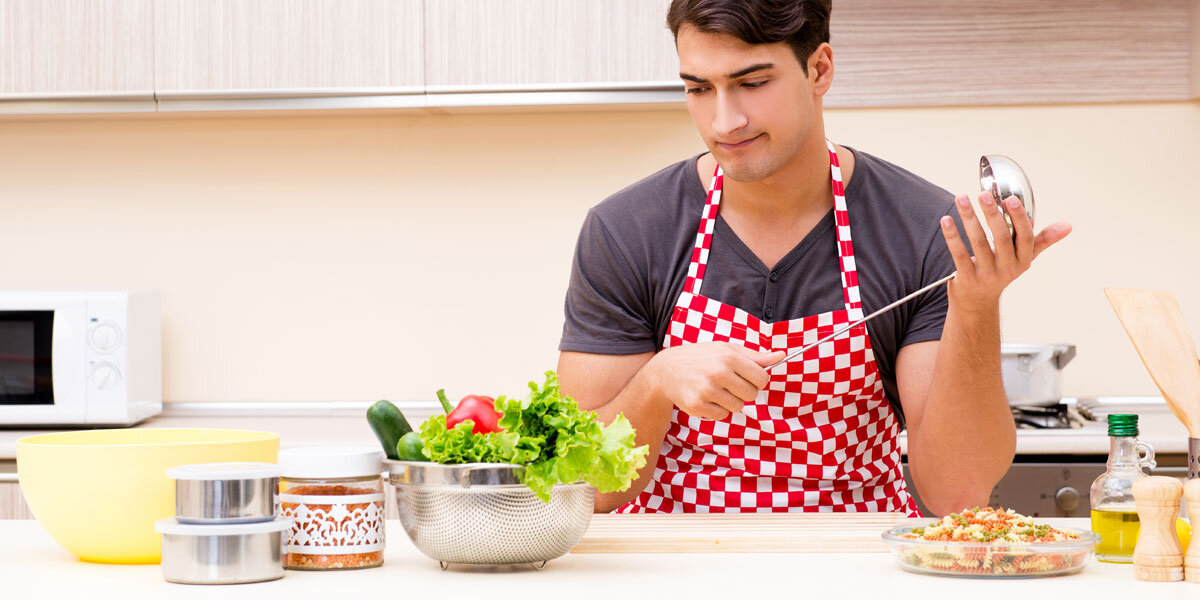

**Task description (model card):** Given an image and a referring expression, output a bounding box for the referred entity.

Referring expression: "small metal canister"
[159,462,287,584]
[155,518,290,584]
[168,462,281,523]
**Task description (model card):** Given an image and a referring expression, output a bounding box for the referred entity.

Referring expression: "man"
[557,0,1071,515]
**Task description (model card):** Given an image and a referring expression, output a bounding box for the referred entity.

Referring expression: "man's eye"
[685,86,709,95]
[743,81,768,89]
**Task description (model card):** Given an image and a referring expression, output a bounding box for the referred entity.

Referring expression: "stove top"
[1011,397,1168,431]
[1011,404,1078,429]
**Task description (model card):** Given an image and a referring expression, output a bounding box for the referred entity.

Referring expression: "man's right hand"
[558,343,783,512]
[644,343,784,421]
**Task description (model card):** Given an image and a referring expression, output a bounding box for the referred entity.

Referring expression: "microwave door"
[0,311,53,405]
[0,305,86,424]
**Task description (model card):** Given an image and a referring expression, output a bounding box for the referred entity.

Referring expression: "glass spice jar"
[278,446,386,570]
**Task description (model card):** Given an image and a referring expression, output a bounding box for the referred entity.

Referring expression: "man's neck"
[722,132,833,222]
[695,128,858,270]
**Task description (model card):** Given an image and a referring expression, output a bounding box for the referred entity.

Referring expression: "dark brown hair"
[667,0,832,74]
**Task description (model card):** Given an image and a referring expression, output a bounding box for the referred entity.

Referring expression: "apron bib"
[618,140,921,515]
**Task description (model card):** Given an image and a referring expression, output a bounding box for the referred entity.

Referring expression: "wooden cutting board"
[571,512,913,554]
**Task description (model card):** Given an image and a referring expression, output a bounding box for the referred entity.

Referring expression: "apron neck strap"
[684,140,864,315]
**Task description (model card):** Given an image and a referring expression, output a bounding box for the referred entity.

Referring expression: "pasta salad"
[884,507,1097,577]
[902,507,1081,543]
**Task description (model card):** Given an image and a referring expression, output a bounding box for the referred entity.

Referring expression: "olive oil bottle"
[1091,505,1141,561]
[1089,414,1155,563]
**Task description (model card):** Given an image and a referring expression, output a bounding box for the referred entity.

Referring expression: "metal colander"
[385,460,594,567]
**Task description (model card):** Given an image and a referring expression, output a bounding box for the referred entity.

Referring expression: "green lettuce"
[418,415,540,464]
[418,371,649,502]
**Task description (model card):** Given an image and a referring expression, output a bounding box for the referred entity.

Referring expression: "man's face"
[676,25,827,183]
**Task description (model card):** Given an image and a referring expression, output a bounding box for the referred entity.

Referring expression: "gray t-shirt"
[559,147,966,426]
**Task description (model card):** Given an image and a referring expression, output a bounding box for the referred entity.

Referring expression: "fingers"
[709,388,746,416]
[1004,196,1036,264]
[979,193,1016,271]
[730,346,781,389]
[719,367,760,404]
[953,195,995,275]
[1033,221,1073,259]
[940,215,975,280]
[690,402,731,421]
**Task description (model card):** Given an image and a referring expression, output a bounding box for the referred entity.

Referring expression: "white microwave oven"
[0,290,162,427]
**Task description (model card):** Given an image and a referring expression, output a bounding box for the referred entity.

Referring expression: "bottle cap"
[1108,414,1139,437]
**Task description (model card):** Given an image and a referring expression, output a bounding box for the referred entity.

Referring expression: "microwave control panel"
[85,299,127,406]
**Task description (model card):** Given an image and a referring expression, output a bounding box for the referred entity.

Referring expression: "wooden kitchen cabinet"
[424,0,679,90]
[4,0,1198,114]
[153,0,424,93]
[0,0,154,97]
[0,482,34,520]
[827,0,1196,107]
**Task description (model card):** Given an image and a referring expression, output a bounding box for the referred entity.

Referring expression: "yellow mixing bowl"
[16,428,279,564]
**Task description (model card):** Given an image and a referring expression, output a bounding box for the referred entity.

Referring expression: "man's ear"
[809,43,834,97]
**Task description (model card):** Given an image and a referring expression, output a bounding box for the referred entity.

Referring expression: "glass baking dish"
[881,522,1100,578]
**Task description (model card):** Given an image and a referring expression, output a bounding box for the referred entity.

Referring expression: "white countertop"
[3,518,1196,598]
[1,399,1193,463]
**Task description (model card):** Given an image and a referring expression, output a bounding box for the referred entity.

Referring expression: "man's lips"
[717,134,763,151]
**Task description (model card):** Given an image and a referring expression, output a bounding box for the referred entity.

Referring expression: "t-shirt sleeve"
[900,206,967,347]
[558,209,658,355]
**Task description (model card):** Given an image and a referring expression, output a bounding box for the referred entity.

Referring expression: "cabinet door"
[828,0,1194,107]
[425,0,679,90]
[154,0,423,93]
[0,0,153,96]
[0,482,33,519]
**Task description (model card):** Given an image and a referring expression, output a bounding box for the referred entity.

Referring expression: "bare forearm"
[909,306,1016,515]
[583,367,674,513]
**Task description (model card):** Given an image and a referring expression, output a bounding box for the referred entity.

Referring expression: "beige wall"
[1,100,1198,403]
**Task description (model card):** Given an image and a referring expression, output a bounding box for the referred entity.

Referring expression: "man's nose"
[712,92,749,137]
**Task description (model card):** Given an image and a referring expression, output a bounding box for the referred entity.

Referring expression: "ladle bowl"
[980,154,1035,235]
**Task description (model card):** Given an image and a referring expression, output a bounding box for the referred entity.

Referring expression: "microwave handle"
[51,306,87,412]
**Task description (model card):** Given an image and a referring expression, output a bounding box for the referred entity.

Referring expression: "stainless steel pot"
[154,517,289,584]
[1001,344,1076,406]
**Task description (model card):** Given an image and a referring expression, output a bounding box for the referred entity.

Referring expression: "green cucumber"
[366,400,413,460]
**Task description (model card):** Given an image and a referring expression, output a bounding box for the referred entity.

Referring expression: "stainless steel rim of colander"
[384,459,589,488]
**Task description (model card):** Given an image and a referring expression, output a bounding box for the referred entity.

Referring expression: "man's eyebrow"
[679,63,775,84]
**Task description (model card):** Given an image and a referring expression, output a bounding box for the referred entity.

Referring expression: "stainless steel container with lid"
[154,517,289,584]
[385,460,594,569]
[167,462,281,524]
[1001,343,1076,406]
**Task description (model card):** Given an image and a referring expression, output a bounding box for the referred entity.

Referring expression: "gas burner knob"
[1054,486,1080,512]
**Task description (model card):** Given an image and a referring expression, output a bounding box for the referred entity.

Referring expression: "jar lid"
[1108,414,1139,437]
[278,446,383,478]
[155,516,290,537]
[167,462,281,481]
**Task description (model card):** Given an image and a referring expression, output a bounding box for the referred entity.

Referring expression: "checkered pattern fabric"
[618,140,920,515]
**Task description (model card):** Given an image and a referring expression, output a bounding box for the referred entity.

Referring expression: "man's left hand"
[940,192,1072,312]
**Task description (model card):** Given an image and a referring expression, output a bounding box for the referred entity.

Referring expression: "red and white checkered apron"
[618,140,920,515]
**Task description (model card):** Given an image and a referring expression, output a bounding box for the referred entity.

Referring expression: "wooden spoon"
[1104,288,1200,439]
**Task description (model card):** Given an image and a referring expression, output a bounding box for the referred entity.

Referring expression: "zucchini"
[366,400,413,460]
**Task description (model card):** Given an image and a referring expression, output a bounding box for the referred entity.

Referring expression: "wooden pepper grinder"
[1133,476,1184,581]
[1185,479,1200,583]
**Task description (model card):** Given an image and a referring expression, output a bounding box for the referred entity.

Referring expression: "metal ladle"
[766,155,1035,371]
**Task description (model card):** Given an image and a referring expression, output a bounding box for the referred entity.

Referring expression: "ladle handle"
[766,271,957,372]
